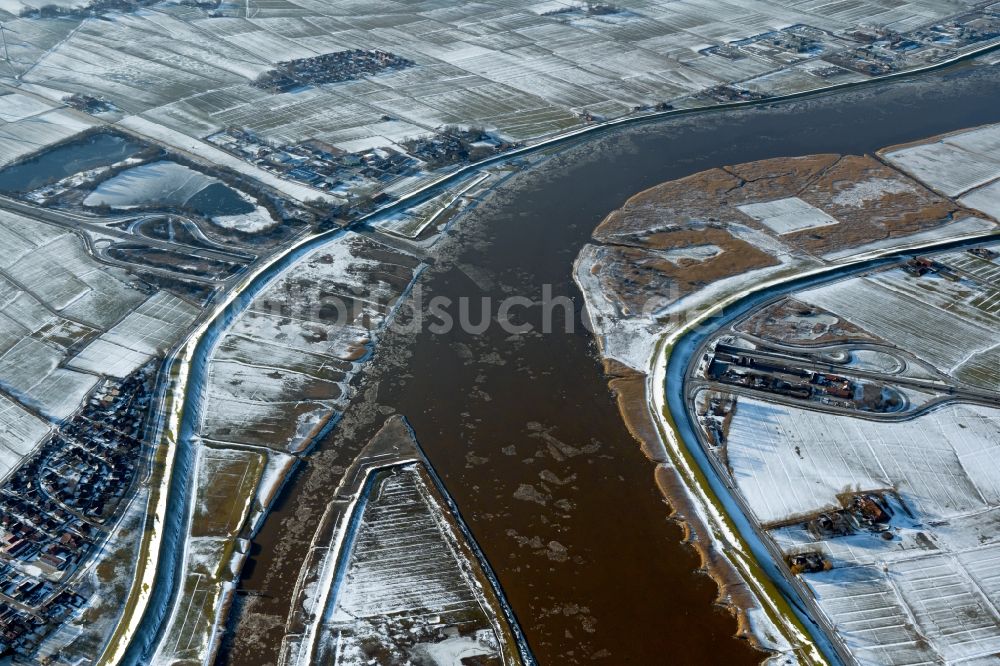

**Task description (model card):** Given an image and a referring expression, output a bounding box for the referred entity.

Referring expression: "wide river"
[221,58,1000,665]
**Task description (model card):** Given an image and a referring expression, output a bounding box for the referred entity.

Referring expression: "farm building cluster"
[207,125,516,212]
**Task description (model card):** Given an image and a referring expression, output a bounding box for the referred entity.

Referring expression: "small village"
[208,125,517,211]
[0,366,155,659]
[252,50,415,93]
[696,10,1000,81]
[209,127,415,196]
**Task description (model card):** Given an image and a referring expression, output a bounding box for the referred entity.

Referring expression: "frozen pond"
[0,132,143,193]
[84,161,255,217]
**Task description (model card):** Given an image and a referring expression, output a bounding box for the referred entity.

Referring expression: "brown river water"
[219,58,1000,665]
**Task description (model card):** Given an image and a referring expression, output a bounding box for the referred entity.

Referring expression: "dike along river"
[220,58,1000,665]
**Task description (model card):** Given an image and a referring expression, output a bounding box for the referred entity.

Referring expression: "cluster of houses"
[252,49,415,93]
[541,3,623,18]
[699,8,1000,81]
[209,126,516,215]
[700,84,772,103]
[833,8,1000,74]
[904,255,962,279]
[208,128,415,197]
[402,127,517,169]
[0,589,82,661]
[704,23,827,62]
[827,43,905,76]
[0,366,154,659]
[969,246,999,261]
[858,10,1000,53]
[63,94,118,115]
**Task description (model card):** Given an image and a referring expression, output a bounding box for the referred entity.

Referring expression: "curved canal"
[663,233,1000,665]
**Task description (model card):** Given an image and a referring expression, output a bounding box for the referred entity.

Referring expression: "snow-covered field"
[738,197,840,235]
[727,398,1000,524]
[723,368,1000,662]
[884,124,1000,198]
[792,542,1000,665]
[883,141,1000,197]
[68,291,200,378]
[151,536,235,666]
[961,178,1000,221]
[0,208,201,483]
[331,469,484,624]
[722,249,1000,523]
[320,466,504,666]
[0,210,143,324]
[805,565,941,665]
[0,93,53,122]
[201,233,422,453]
[0,336,97,419]
[0,393,49,479]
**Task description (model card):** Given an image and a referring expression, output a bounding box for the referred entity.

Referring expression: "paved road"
[0,195,253,265]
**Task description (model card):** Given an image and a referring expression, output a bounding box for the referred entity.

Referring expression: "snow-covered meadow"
[719,246,1000,664]
[320,466,504,666]
[201,232,422,453]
